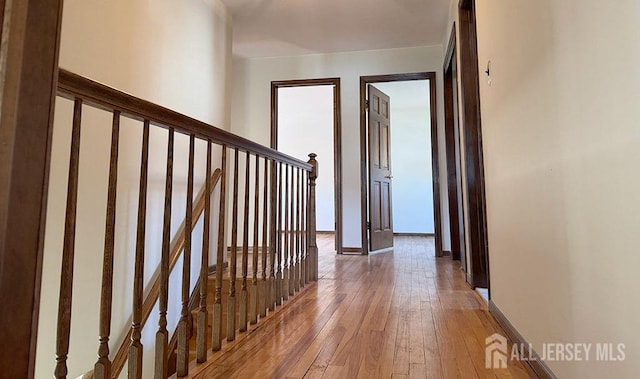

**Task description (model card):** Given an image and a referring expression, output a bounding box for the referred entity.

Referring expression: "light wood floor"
[187,236,533,379]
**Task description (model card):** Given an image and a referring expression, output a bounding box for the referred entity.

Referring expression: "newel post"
[0,1,64,377]
[307,153,318,281]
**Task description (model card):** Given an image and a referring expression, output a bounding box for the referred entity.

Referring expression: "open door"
[367,85,394,251]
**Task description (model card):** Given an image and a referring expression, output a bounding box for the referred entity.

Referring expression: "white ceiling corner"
[222,0,451,58]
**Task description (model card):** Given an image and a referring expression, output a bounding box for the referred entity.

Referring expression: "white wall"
[278,85,335,232]
[374,80,434,234]
[447,0,640,377]
[231,45,451,249]
[36,1,232,378]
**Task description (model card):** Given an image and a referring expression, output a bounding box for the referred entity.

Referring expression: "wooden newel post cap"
[308,153,318,180]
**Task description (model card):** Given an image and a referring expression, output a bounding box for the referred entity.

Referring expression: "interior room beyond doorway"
[373,80,435,236]
[359,73,440,255]
[272,80,343,253]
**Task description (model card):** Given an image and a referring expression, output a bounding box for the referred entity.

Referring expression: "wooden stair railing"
[51,68,318,379]
[109,168,222,379]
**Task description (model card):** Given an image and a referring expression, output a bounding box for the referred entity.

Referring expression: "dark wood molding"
[458,0,490,288]
[270,78,343,254]
[443,23,466,265]
[342,247,363,254]
[0,1,64,377]
[359,73,442,256]
[443,26,459,260]
[359,72,433,83]
[489,301,558,379]
[428,74,443,258]
[359,78,369,255]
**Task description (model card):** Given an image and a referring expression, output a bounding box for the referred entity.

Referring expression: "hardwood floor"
[187,236,533,378]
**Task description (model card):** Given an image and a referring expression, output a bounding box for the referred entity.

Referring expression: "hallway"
[187,236,532,378]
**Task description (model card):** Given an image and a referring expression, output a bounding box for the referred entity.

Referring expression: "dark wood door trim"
[443,24,465,265]
[0,1,64,377]
[458,0,490,288]
[359,72,441,256]
[271,78,343,254]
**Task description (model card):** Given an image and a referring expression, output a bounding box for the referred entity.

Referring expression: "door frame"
[443,24,466,269]
[270,78,343,254]
[359,72,441,256]
[458,0,490,289]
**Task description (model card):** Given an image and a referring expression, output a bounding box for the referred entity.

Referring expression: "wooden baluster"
[93,111,119,379]
[227,148,240,341]
[177,134,195,377]
[282,165,290,302]
[301,170,307,287]
[128,120,150,379]
[197,141,212,363]
[212,146,227,352]
[54,99,83,379]
[250,154,260,324]
[288,166,295,296]
[275,162,283,306]
[307,153,318,281]
[239,152,250,332]
[154,128,174,379]
[260,157,269,318]
[290,166,296,295]
[269,161,278,311]
[295,168,301,292]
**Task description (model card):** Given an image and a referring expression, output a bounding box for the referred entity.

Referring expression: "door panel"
[368,85,394,251]
[372,182,381,230]
[382,182,391,229]
[380,124,389,169]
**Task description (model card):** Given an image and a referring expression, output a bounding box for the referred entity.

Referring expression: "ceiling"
[222,0,451,58]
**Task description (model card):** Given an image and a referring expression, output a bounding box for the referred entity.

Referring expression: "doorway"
[271,78,343,254]
[452,0,489,290]
[444,24,467,273]
[359,73,441,255]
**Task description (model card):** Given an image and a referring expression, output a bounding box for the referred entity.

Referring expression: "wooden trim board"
[458,0,490,289]
[489,301,557,379]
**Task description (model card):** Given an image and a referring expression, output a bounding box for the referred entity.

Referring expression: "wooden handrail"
[110,168,222,378]
[57,68,311,171]
[52,68,318,379]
